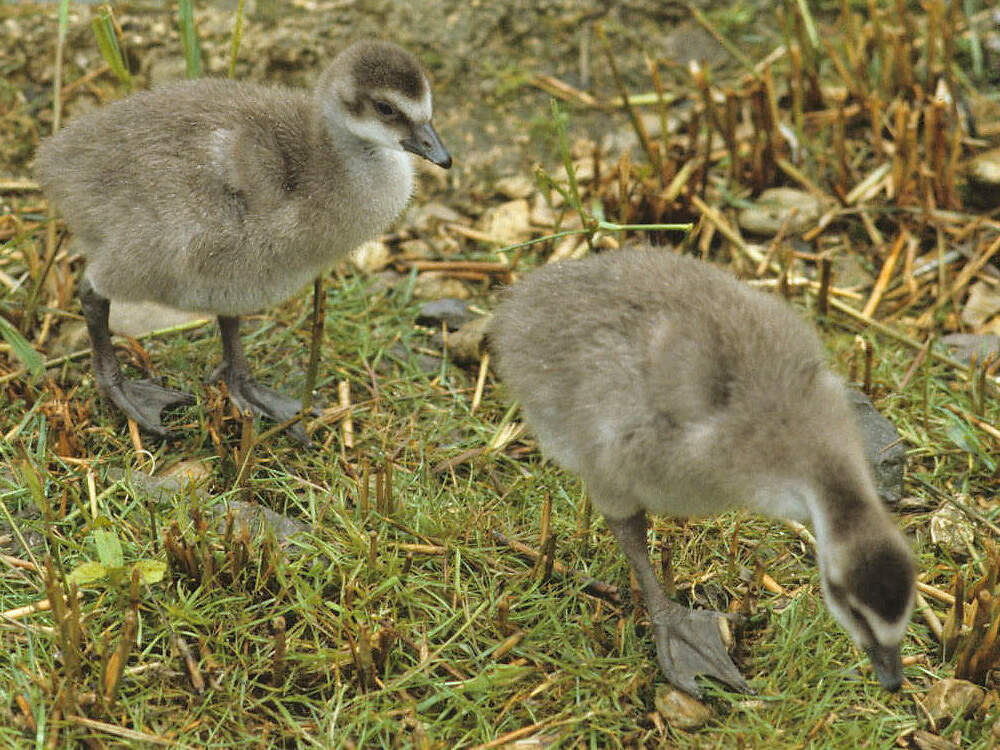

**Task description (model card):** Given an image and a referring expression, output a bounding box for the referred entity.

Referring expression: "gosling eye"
[373,100,397,118]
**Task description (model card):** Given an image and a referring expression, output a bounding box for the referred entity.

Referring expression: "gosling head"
[812,474,917,691]
[318,40,452,169]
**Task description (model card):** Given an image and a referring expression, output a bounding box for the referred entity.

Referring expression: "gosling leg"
[213,315,319,444]
[79,277,193,437]
[605,511,752,697]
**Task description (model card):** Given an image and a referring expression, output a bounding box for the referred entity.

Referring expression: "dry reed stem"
[862,230,907,317]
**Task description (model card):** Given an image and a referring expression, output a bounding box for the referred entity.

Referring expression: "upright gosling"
[490,247,916,696]
[36,40,451,441]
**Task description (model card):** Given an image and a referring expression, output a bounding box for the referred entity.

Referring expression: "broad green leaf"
[93,528,124,569]
[945,422,977,454]
[67,561,108,585]
[131,559,167,585]
[0,316,44,376]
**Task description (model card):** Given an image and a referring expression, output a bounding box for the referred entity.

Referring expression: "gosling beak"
[402,121,452,169]
[865,644,904,692]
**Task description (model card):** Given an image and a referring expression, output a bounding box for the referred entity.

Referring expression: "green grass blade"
[57,0,69,41]
[0,315,44,376]
[178,0,203,79]
[90,8,133,90]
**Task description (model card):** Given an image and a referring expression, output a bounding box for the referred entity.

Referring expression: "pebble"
[109,301,207,338]
[446,314,492,363]
[930,503,976,555]
[960,280,1000,329]
[940,332,1000,366]
[738,187,821,236]
[479,199,532,245]
[922,678,985,724]
[398,239,435,261]
[846,389,905,506]
[654,685,712,730]
[969,146,1000,186]
[417,298,474,331]
[412,274,470,301]
[350,240,392,274]
[495,174,535,200]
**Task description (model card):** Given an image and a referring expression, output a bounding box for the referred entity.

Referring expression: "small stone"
[410,201,464,233]
[479,199,532,245]
[447,315,492,364]
[351,239,392,274]
[530,193,557,227]
[961,280,1000,329]
[908,730,962,750]
[495,175,535,200]
[110,468,211,503]
[930,503,976,555]
[969,147,1000,186]
[398,239,434,261]
[412,273,470,301]
[417,298,473,331]
[385,341,441,376]
[738,188,822,236]
[211,498,310,546]
[109,301,207,338]
[369,269,404,295]
[922,678,985,725]
[846,389,905,506]
[548,235,585,263]
[660,21,730,68]
[654,685,712,730]
[161,458,214,485]
[941,332,1000,366]
[832,251,875,290]
[552,159,595,184]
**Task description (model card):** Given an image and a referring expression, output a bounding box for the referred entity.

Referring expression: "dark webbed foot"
[104,379,195,437]
[220,368,319,444]
[651,606,751,697]
[606,511,752,697]
[80,277,193,438]
[216,316,320,445]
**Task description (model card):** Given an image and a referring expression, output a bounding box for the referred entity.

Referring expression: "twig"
[492,530,621,604]
[862,230,907,317]
[915,592,944,640]
[301,277,325,411]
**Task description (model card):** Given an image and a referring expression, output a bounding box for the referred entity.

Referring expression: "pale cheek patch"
[849,595,912,647]
[345,116,405,152]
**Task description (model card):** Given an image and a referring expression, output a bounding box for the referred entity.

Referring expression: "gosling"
[36,40,451,442]
[490,247,916,697]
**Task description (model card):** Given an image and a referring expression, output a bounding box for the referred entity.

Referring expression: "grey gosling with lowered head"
[490,247,916,696]
[36,40,451,442]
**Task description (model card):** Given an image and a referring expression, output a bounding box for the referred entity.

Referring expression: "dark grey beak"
[402,121,452,169]
[865,644,904,691]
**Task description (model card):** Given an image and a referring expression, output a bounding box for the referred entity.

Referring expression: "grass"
[1,266,997,747]
[2,0,1000,747]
